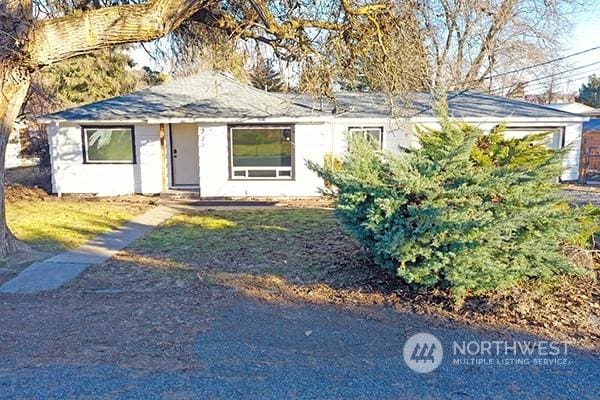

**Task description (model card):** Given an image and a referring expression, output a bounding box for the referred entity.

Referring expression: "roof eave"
[410,115,590,124]
[39,115,333,125]
[39,114,588,125]
[38,117,147,124]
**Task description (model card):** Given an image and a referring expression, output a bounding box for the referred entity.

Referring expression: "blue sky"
[552,3,600,94]
[130,4,600,95]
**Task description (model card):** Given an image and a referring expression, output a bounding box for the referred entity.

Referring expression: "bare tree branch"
[26,0,213,67]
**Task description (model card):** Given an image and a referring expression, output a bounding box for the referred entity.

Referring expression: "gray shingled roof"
[45,71,323,121]
[288,91,582,119]
[45,71,583,122]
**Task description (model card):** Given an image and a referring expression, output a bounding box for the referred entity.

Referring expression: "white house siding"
[48,118,583,196]
[328,118,416,156]
[5,141,22,169]
[198,122,328,197]
[49,122,162,195]
[331,119,581,182]
[5,126,36,169]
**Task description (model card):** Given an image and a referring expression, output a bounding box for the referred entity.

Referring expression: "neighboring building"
[546,102,600,118]
[40,71,588,197]
[525,92,577,105]
[580,119,600,183]
[5,120,35,169]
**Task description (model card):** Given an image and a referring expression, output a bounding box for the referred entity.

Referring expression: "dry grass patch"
[6,185,155,253]
[130,208,600,351]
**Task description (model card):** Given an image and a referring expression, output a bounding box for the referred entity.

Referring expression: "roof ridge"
[210,70,327,114]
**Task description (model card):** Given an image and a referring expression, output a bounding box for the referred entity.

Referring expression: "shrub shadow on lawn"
[113,208,599,352]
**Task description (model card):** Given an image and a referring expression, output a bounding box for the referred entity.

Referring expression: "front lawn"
[130,208,370,286]
[110,207,600,351]
[6,186,153,253]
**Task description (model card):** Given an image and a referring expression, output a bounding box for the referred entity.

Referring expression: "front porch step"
[160,189,200,200]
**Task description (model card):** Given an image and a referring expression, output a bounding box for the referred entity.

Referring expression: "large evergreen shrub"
[309,117,597,299]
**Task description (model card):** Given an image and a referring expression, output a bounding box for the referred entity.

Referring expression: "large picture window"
[82,126,135,164]
[348,126,384,148]
[229,126,294,179]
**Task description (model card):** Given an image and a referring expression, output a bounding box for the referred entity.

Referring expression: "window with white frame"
[347,126,384,148]
[82,126,135,164]
[229,126,294,179]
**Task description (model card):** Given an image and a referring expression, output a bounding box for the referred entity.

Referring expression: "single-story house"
[40,71,588,197]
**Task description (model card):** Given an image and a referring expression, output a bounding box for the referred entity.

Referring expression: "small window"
[83,126,135,164]
[229,126,293,179]
[348,126,384,148]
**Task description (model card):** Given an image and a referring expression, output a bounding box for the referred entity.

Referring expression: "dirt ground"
[6,166,51,192]
[0,273,220,371]
[1,277,597,399]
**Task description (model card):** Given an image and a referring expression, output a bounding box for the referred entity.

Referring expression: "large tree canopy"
[26,49,143,116]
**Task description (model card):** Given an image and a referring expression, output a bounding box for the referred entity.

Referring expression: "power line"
[525,76,597,93]
[410,44,600,116]
[489,60,600,95]
[451,44,600,89]
[523,69,600,91]
[480,44,600,83]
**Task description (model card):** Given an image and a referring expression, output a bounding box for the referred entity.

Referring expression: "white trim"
[347,126,384,148]
[411,116,589,123]
[38,118,146,124]
[148,117,331,124]
[232,166,293,179]
[229,125,294,181]
[40,114,589,125]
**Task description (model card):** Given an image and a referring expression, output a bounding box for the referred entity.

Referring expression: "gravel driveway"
[562,188,600,206]
[0,273,598,400]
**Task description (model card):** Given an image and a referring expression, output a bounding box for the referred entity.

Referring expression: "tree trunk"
[0,67,32,259]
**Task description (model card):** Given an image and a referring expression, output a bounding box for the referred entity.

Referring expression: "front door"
[170,124,200,187]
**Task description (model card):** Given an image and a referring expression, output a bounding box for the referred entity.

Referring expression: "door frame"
[168,123,200,188]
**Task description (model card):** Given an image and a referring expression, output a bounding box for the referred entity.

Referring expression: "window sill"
[83,162,136,165]
[228,178,296,182]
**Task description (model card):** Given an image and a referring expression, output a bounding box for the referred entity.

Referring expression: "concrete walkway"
[0,205,178,294]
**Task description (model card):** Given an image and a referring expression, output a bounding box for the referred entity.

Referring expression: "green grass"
[7,199,149,253]
[130,208,368,286]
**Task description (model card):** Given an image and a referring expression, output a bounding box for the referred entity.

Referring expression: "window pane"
[232,128,292,167]
[85,128,133,162]
[348,127,382,147]
[248,169,277,178]
[366,130,381,144]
